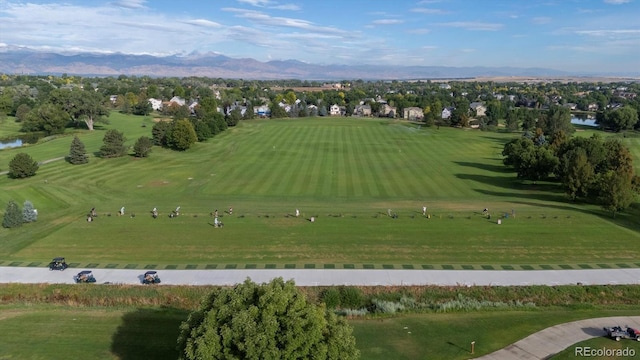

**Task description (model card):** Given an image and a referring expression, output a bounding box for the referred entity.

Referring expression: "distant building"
[403,107,423,120]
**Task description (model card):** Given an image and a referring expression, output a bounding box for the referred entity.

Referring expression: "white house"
[147,98,163,111]
[442,107,454,119]
[169,96,186,106]
[329,104,341,116]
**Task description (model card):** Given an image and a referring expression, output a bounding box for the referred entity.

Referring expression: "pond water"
[0,139,23,149]
[571,115,597,127]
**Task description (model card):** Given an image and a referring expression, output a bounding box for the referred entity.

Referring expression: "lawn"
[0,115,639,266]
[0,304,637,360]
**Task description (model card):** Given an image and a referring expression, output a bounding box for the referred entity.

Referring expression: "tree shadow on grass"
[453,161,512,174]
[110,307,188,360]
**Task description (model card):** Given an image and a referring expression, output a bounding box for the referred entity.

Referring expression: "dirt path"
[476,316,640,359]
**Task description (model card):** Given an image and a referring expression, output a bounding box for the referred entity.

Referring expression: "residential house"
[109,95,118,104]
[403,107,423,120]
[253,105,270,117]
[329,104,341,116]
[380,104,397,117]
[147,98,163,111]
[441,107,454,119]
[587,103,599,111]
[439,83,451,90]
[168,96,186,107]
[469,102,486,117]
[354,104,372,117]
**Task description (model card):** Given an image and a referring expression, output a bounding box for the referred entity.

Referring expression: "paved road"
[2,267,640,286]
[477,316,640,360]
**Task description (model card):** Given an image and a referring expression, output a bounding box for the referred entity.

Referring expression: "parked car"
[604,326,640,341]
[142,271,161,284]
[48,257,68,271]
[74,270,96,283]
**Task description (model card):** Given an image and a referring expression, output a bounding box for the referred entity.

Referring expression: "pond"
[571,115,597,127]
[0,138,23,149]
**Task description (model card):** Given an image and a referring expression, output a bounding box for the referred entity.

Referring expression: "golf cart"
[48,257,68,271]
[604,326,640,341]
[74,270,96,283]
[142,271,161,284]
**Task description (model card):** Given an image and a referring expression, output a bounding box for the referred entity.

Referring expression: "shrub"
[8,152,39,178]
[339,286,364,308]
[321,288,341,309]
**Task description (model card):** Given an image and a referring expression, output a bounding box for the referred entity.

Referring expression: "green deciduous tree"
[597,170,635,217]
[2,200,22,228]
[8,152,39,178]
[561,148,594,200]
[68,136,88,164]
[22,200,37,223]
[541,105,574,135]
[177,278,359,360]
[100,129,127,158]
[167,119,197,151]
[21,103,69,135]
[133,136,153,157]
[598,106,639,132]
[48,89,109,130]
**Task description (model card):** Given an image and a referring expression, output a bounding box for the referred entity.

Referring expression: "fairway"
[0,116,639,267]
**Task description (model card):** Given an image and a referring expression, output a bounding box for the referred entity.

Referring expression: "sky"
[0,0,639,73]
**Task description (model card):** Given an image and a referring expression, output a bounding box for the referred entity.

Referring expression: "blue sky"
[0,0,638,73]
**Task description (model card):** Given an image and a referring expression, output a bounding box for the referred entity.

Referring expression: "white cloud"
[408,28,431,34]
[236,0,300,10]
[410,7,447,14]
[575,29,640,36]
[110,0,147,9]
[184,19,224,28]
[437,22,503,31]
[532,17,551,24]
[222,8,352,37]
[372,19,404,25]
[604,0,631,4]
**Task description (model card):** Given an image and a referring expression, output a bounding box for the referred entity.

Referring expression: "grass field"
[0,115,639,266]
[0,303,637,360]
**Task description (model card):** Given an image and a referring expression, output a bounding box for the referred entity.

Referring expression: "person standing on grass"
[422,206,427,216]
[296,209,300,217]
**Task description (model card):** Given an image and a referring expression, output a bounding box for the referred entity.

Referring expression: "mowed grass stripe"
[353,124,378,197]
[264,125,302,196]
[288,125,318,196]
[362,125,392,198]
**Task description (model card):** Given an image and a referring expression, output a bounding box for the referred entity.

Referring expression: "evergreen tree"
[100,129,127,158]
[2,200,22,228]
[133,136,153,157]
[68,136,88,164]
[8,153,39,178]
[152,120,171,146]
[22,200,37,223]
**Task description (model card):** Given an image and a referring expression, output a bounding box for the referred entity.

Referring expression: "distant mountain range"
[0,47,632,80]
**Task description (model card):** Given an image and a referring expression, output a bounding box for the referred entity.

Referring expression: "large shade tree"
[177,278,359,360]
